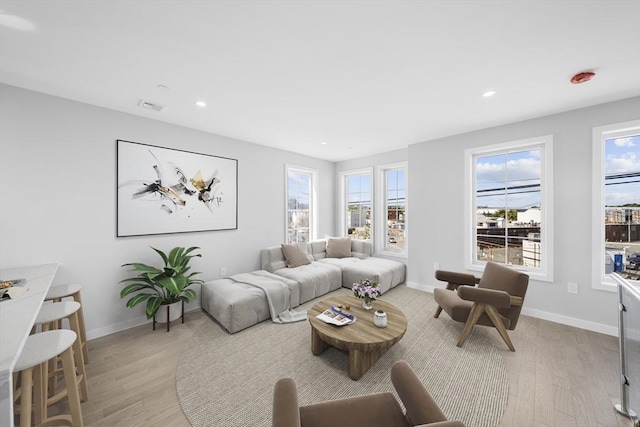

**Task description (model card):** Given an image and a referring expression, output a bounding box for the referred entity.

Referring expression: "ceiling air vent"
[137,99,165,112]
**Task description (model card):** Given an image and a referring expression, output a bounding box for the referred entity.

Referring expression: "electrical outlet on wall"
[567,282,578,294]
[220,267,227,276]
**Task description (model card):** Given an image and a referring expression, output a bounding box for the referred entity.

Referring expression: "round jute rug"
[176,285,508,427]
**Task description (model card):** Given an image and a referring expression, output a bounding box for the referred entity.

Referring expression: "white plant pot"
[154,301,183,323]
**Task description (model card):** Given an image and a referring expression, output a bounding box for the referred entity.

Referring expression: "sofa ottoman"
[340,257,406,293]
[201,278,271,334]
[201,271,303,334]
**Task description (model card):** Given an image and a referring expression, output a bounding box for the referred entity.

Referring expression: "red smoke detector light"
[570,71,595,84]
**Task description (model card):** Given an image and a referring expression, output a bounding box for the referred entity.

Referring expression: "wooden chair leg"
[457,303,485,347]
[434,283,458,318]
[485,305,516,351]
[434,306,443,318]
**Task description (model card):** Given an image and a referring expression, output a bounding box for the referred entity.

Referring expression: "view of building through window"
[346,173,372,240]
[286,168,312,243]
[475,148,542,267]
[603,133,640,280]
[385,168,406,252]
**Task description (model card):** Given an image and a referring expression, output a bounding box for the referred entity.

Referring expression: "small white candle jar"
[374,309,387,328]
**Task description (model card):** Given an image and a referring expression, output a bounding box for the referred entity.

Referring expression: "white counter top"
[0,263,59,426]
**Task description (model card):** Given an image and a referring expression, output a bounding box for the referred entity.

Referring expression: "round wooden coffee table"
[308,295,408,380]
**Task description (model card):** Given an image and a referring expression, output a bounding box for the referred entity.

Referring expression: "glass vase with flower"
[352,279,382,310]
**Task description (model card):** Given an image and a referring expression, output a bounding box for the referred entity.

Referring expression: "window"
[286,166,317,244]
[592,120,640,291]
[465,135,553,280]
[341,170,373,240]
[340,164,407,256]
[378,163,407,256]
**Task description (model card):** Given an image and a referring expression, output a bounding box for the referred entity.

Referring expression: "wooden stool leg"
[60,346,84,427]
[53,297,62,329]
[69,311,89,402]
[12,371,19,402]
[33,362,46,425]
[19,367,33,427]
[42,322,60,398]
[73,291,89,364]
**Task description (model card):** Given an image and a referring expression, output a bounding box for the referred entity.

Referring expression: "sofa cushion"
[326,236,351,258]
[350,239,372,258]
[261,246,287,273]
[281,243,312,268]
[272,262,342,304]
[341,257,406,292]
[308,240,329,260]
[317,257,360,269]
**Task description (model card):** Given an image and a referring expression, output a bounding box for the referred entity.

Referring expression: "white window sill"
[375,250,407,260]
[593,276,640,293]
[466,262,553,283]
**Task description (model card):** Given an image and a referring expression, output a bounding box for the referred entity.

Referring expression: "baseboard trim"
[87,305,202,340]
[406,281,618,337]
[518,307,617,337]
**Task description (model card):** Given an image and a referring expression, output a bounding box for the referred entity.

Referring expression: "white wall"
[0,84,335,339]
[3,82,638,338]
[408,97,640,335]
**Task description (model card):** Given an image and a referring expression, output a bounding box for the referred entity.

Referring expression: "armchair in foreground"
[433,262,529,352]
[272,360,465,427]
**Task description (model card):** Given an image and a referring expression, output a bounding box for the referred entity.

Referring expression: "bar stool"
[34,301,89,403]
[14,329,84,427]
[46,283,88,363]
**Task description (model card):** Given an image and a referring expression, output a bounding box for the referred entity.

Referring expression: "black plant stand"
[153,301,185,332]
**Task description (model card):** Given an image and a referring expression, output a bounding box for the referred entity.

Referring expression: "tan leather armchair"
[272,360,465,427]
[433,262,529,351]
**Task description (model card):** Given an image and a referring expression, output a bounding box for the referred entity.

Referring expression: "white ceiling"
[1,1,639,162]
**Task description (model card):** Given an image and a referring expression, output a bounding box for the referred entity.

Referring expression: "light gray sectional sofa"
[201,238,406,333]
[261,238,405,295]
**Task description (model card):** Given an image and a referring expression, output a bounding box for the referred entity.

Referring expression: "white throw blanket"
[227,270,307,323]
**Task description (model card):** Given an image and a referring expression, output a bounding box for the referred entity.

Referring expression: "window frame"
[339,167,374,240]
[464,135,554,281]
[592,120,640,292]
[285,164,318,244]
[376,162,408,258]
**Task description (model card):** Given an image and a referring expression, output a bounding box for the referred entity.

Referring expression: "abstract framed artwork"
[117,139,238,237]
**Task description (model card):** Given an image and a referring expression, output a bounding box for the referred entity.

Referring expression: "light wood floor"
[45,309,635,427]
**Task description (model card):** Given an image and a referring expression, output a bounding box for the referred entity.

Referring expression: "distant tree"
[494,209,518,221]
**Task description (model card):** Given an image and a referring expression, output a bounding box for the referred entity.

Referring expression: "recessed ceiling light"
[195,101,207,108]
[320,142,327,145]
[482,90,496,98]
